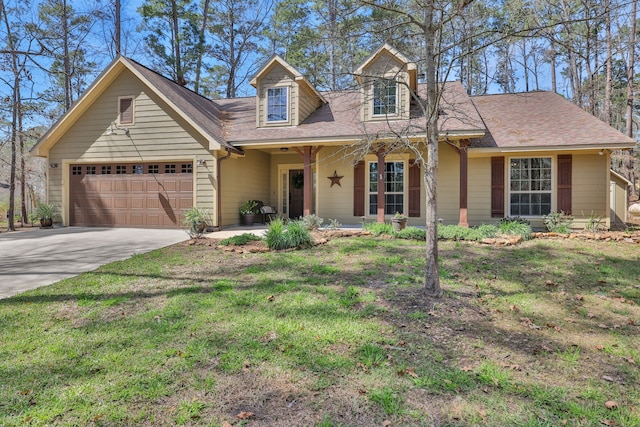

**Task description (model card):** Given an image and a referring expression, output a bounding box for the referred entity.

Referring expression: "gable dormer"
[250,55,326,128]
[354,44,417,122]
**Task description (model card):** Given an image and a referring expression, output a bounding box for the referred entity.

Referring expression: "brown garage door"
[69,162,193,228]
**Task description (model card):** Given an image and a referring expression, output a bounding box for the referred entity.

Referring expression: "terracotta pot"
[391,218,407,231]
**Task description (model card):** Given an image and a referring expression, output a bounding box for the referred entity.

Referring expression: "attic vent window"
[119,96,134,125]
[266,87,288,122]
[373,80,397,116]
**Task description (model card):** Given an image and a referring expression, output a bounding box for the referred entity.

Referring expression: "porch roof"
[471,91,636,150]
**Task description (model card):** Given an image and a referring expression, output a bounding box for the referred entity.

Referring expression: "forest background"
[0,0,638,228]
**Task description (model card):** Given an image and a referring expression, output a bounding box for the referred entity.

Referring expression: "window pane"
[368,161,404,214]
[509,157,552,216]
[373,80,397,115]
[267,87,287,122]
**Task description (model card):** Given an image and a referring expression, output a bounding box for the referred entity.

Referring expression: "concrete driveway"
[0,227,187,299]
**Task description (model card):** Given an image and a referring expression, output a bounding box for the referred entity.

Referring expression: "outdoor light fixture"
[106,122,130,136]
[49,163,58,168]
[599,149,605,156]
[197,159,207,166]
[280,147,289,152]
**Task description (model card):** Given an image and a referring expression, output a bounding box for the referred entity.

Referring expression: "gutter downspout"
[216,147,240,229]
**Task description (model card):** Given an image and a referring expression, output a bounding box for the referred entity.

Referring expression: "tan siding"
[437,144,460,223]
[612,177,628,226]
[573,154,608,226]
[220,150,270,226]
[48,69,216,225]
[467,157,493,226]
[298,84,321,124]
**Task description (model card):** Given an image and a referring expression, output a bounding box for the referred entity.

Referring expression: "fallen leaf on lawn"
[356,362,368,373]
[478,407,487,421]
[564,318,576,323]
[598,324,609,329]
[576,295,585,301]
[222,422,233,427]
[546,323,561,331]
[460,365,473,372]
[236,411,255,420]
[397,341,407,347]
[545,280,557,286]
[604,400,618,409]
[599,280,607,284]
[601,419,617,426]
[628,319,635,325]
[267,295,275,301]
[382,421,392,427]
[509,305,520,312]
[596,345,605,351]
[405,367,419,378]
[93,414,105,422]
[587,312,598,318]
[622,357,636,364]
[602,375,615,382]
[358,389,367,395]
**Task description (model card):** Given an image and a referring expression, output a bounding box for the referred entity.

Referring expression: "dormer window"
[119,96,134,125]
[373,79,397,116]
[266,87,288,122]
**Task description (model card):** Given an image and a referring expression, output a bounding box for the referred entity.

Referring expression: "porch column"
[377,148,386,223]
[303,146,312,217]
[458,140,469,227]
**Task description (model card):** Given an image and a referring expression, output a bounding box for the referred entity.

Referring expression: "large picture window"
[509,157,552,216]
[373,80,397,116]
[369,161,404,215]
[266,87,288,122]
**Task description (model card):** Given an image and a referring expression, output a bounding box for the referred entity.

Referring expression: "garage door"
[69,162,193,228]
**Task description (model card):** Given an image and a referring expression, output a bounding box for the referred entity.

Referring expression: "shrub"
[584,212,604,232]
[497,217,532,240]
[327,218,342,230]
[364,222,393,236]
[543,211,573,234]
[394,226,426,240]
[265,219,312,250]
[301,213,324,230]
[183,207,211,238]
[437,224,497,241]
[220,233,262,246]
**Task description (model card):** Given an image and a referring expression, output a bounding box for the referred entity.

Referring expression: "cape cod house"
[31,44,636,230]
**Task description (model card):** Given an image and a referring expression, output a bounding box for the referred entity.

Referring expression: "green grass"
[1,237,639,426]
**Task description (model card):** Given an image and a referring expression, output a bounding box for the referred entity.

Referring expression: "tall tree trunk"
[627,0,636,138]
[604,0,612,125]
[194,0,210,94]
[171,0,185,86]
[19,91,27,224]
[115,0,121,55]
[423,0,441,297]
[550,40,557,93]
[62,0,71,110]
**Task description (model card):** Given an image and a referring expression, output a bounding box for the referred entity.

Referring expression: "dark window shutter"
[119,98,133,124]
[557,154,572,214]
[408,160,420,217]
[491,156,505,218]
[353,161,365,216]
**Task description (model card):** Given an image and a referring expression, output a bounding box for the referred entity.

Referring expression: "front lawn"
[1,237,639,426]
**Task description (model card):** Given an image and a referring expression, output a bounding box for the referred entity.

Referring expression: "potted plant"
[391,212,408,231]
[33,203,57,228]
[183,207,211,238]
[239,200,259,226]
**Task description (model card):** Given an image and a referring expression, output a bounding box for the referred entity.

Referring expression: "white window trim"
[365,159,407,217]
[265,86,290,125]
[118,95,135,126]
[506,155,555,218]
[371,78,399,119]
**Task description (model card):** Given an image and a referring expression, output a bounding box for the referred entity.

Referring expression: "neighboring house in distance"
[31,44,636,230]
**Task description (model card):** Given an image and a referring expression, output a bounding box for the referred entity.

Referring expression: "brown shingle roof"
[126,58,237,151]
[216,81,485,145]
[471,91,636,149]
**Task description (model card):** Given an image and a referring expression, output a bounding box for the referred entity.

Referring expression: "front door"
[289,169,304,219]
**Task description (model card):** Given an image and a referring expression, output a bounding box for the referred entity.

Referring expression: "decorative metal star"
[328,170,344,187]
